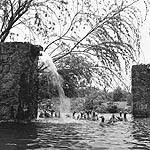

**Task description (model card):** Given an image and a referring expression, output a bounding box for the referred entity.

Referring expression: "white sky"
[136,0,150,64]
[140,17,150,64]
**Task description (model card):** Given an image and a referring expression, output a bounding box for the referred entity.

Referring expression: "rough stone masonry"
[132,64,150,117]
[0,42,42,120]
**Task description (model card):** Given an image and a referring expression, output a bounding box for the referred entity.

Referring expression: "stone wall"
[0,42,42,120]
[132,64,150,117]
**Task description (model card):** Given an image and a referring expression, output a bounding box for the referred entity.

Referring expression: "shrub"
[107,104,118,113]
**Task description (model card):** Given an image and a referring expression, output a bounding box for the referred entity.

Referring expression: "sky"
[140,18,150,64]
[137,1,150,64]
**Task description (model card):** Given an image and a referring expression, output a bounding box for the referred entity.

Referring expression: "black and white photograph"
[0,0,150,149]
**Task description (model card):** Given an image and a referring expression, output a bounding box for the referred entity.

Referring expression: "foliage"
[112,86,133,102]
[106,103,118,113]
[0,1,148,61]
[57,54,95,97]
[95,104,107,113]
[126,93,133,105]
[70,87,132,113]
[0,0,149,91]
[113,86,123,101]
[0,0,67,42]
[39,54,96,98]
[81,87,112,111]
[71,97,85,112]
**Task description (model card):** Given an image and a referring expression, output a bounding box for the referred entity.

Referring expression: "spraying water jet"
[39,51,71,121]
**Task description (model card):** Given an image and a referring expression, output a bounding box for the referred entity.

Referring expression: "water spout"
[39,51,71,119]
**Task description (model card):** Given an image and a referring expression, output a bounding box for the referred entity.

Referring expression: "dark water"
[0,114,150,150]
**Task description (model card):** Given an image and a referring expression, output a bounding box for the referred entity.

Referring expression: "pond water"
[0,114,150,150]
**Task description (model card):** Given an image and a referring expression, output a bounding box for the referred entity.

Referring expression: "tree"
[1,0,148,89]
[0,0,71,42]
[113,86,123,101]
[112,86,132,102]
[39,54,97,98]
[57,54,95,97]
[38,53,116,99]
[82,87,112,111]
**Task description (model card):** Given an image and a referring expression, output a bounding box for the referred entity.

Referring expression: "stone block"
[0,42,42,120]
[132,64,150,117]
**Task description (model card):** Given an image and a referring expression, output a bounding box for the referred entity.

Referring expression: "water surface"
[0,114,150,150]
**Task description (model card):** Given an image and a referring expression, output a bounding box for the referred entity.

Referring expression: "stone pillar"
[0,42,42,120]
[132,64,150,117]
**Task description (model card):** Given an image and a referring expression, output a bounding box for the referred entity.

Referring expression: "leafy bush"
[95,104,107,113]
[106,104,118,113]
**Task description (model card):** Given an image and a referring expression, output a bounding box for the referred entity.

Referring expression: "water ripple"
[0,114,150,149]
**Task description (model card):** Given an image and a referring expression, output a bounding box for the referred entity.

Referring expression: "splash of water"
[39,51,71,119]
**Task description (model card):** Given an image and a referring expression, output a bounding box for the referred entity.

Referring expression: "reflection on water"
[0,114,150,150]
[130,118,150,149]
